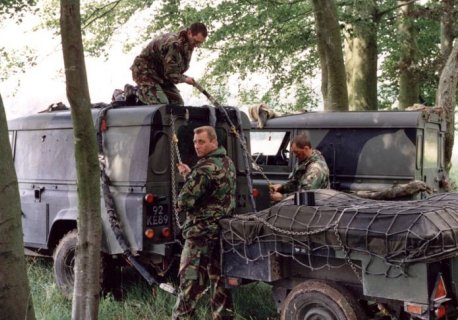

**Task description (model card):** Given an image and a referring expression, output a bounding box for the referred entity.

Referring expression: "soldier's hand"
[270,191,284,202]
[270,183,282,192]
[183,76,195,86]
[177,163,191,177]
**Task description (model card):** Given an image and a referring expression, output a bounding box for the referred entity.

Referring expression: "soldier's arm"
[298,163,327,190]
[177,168,210,212]
[163,44,185,84]
[278,168,302,194]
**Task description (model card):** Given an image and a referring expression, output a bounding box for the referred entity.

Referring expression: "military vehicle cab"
[8,104,253,297]
[249,110,447,210]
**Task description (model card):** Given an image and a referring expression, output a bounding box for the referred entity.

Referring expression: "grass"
[26,257,279,320]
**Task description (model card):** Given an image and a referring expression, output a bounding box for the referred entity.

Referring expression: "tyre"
[53,229,78,299]
[280,280,366,320]
[53,229,124,299]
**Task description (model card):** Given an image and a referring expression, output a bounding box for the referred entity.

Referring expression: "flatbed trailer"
[221,190,458,320]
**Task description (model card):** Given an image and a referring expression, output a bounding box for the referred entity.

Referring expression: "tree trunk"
[344,1,378,111]
[312,0,348,111]
[440,0,455,71]
[60,1,102,319]
[0,93,35,320]
[436,40,458,174]
[397,0,420,109]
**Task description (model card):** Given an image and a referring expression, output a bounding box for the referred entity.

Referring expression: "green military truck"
[221,109,458,319]
[8,104,253,297]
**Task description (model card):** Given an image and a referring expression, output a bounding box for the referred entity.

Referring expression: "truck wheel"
[280,280,366,320]
[53,230,121,299]
[53,229,78,299]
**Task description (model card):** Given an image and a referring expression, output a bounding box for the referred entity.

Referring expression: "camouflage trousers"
[172,236,233,320]
[137,82,184,106]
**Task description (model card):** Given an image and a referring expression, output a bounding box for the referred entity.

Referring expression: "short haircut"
[194,126,217,142]
[189,22,208,37]
[291,134,312,148]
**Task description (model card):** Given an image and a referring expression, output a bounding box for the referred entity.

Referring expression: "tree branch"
[376,0,418,19]
[82,0,123,29]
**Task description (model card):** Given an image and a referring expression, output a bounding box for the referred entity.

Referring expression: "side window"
[424,128,439,169]
[416,133,423,170]
[15,129,76,181]
[250,130,290,166]
[8,131,14,155]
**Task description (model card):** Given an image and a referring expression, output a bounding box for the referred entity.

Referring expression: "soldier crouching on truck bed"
[270,134,330,202]
[130,22,207,105]
[172,126,235,320]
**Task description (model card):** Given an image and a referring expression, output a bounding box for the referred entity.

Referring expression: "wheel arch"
[48,209,78,251]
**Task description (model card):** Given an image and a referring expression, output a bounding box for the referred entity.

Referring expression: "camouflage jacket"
[131,29,193,85]
[177,147,236,239]
[279,149,330,194]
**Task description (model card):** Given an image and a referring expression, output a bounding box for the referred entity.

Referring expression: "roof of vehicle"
[251,110,445,130]
[8,105,250,130]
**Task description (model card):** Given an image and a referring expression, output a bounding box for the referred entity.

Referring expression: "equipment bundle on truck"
[8,104,458,319]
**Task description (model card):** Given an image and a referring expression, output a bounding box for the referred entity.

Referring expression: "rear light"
[145,229,155,239]
[101,118,107,131]
[226,277,241,287]
[404,303,425,315]
[435,304,447,319]
[144,193,155,204]
[432,274,447,301]
[162,227,172,238]
[252,188,260,198]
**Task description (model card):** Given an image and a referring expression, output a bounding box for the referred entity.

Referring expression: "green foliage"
[10,0,454,111]
[27,257,278,319]
[0,0,37,20]
[377,0,443,107]
[38,0,156,57]
[151,0,320,111]
[0,47,37,82]
[37,0,321,110]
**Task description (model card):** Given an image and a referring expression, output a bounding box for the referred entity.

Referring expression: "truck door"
[422,125,443,194]
[14,128,76,249]
[250,130,292,211]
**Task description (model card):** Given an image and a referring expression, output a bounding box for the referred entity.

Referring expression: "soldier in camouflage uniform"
[130,23,207,105]
[270,134,330,202]
[172,126,235,320]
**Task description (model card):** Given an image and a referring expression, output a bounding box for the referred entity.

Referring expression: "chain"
[170,114,184,230]
[332,209,363,283]
[233,206,363,283]
[233,210,336,237]
[228,125,274,189]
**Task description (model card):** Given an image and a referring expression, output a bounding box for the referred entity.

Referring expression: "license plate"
[146,205,169,226]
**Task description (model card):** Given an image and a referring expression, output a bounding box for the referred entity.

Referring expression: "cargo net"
[220,190,458,278]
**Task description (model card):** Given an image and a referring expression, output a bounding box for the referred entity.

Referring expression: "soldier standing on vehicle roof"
[270,134,330,202]
[172,126,235,320]
[130,22,207,106]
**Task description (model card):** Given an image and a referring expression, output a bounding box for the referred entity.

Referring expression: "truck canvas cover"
[220,190,458,267]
